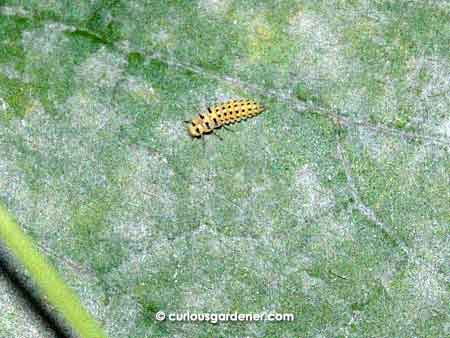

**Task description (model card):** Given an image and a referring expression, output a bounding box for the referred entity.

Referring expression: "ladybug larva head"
[188,123,203,137]
[187,113,214,138]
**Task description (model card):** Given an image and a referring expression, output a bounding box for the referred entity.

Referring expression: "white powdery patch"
[437,118,450,138]
[155,119,185,145]
[0,97,8,113]
[10,101,54,151]
[76,47,127,90]
[182,281,231,312]
[372,77,405,122]
[198,0,230,14]
[30,192,71,243]
[403,228,448,315]
[199,227,281,306]
[0,63,22,80]
[191,224,260,267]
[294,165,335,218]
[112,146,176,244]
[340,87,371,116]
[65,92,128,132]
[8,98,121,200]
[333,0,389,24]
[0,158,32,225]
[188,166,218,208]
[22,22,71,59]
[379,265,397,291]
[0,104,103,239]
[183,225,256,309]
[115,236,182,281]
[111,212,154,248]
[408,261,448,309]
[104,295,140,338]
[229,178,275,237]
[299,271,326,294]
[20,23,75,85]
[435,2,450,11]
[120,1,148,39]
[406,139,449,183]
[152,29,171,45]
[287,11,350,84]
[0,108,52,226]
[354,127,404,163]
[125,76,157,105]
[0,5,29,17]
[411,221,450,276]
[404,56,450,132]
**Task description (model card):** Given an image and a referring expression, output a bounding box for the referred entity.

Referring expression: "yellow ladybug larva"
[187,99,265,138]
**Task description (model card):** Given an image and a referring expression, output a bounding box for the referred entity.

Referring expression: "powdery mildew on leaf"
[437,118,450,138]
[0,107,73,244]
[294,165,335,218]
[112,146,176,244]
[246,14,274,62]
[76,47,127,91]
[0,5,29,17]
[0,64,23,80]
[1,1,449,337]
[287,11,350,85]
[407,220,450,311]
[66,93,121,131]
[408,262,448,310]
[103,295,141,338]
[21,23,73,83]
[156,119,185,144]
[354,127,405,163]
[0,97,8,113]
[197,0,230,14]
[123,76,158,105]
[22,23,70,58]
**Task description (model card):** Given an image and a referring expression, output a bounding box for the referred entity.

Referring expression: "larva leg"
[222,125,235,132]
[212,131,223,141]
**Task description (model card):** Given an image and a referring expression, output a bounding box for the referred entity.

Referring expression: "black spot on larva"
[196,127,200,133]
[199,114,205,119]
[205,122,210,129]
[207,107,212,113]
[215,108,219,112]
[191,122,196,126]
[228,105,231,108]
[213,117,218,124]
[224,112,227,116]
[218,114,222,117]
[241,110,245,112]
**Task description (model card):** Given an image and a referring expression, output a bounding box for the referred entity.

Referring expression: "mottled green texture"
[0,1,449,338]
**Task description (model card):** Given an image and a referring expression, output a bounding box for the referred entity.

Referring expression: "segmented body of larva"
[187,99,265,138]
